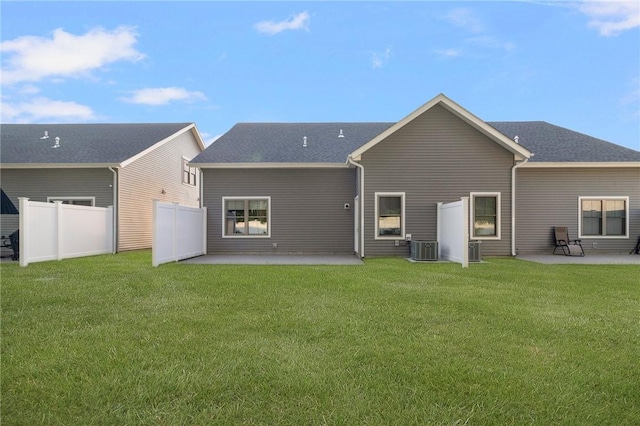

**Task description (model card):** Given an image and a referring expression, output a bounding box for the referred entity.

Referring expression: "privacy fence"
[19,198,114,267]
[152,201,207,267]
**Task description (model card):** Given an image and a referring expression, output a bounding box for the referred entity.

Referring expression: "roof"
[190,122,394,166]
[0,123,201,167]
[488,121,640,163]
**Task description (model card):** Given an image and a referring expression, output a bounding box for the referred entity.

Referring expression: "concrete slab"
[179,254,363,265]
[517,254,640,265]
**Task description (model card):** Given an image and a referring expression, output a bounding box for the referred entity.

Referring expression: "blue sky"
[1,1,639,150]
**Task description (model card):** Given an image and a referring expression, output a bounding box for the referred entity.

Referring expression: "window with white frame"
[182,157,197,186]
[223,197,270,237]
[579,197,628,238]
[47,197,95,206]
[470,192,501,239]
[375,192,405,239]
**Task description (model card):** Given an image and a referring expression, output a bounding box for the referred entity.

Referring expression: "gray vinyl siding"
[360,104,515,257]
[202,168,356,254]
[515,167,640,254]
[118,129,202,251]
[0,168,114,238]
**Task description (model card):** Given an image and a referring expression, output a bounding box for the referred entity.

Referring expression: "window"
[182,157,197,186]
[223,197,270,237]
[47,197,95,206]
[375,192,405,239]
[579,197,628,238]
[471,192,501,239]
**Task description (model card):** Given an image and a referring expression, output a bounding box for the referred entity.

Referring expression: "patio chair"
[8,230,19,261]
[553,227,584,256]
[630,236,640,255]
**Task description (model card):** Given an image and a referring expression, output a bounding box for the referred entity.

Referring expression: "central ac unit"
[411,241,438,261]
[469,241,482,262]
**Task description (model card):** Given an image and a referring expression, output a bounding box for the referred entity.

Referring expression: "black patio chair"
[553,226,584,256]
[8,230,19,261]
[630,236,640,255]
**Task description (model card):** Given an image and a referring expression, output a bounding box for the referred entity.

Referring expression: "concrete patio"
[516,254,640,265]
[179,254,364,265]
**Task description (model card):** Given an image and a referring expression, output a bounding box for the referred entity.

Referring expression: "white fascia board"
[519,162,640,168]
[1,163,120,169]
[119,123,196,168]
[188,123,207,152]
[349,93,532,161]
[191,162,349,169]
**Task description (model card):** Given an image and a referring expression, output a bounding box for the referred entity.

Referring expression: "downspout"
[109,167,118,254]
[511,157,530,256]
[347,155,365,258]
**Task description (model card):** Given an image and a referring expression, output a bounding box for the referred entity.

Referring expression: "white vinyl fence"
[19,198,114,267]
[152,201,207,267]
[437,197,469,268]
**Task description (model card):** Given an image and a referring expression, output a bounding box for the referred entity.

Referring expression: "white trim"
[374,192,405,240]
[120,124,198,168]
[181,156,197,187]
[222,196,271,238]
[578,196,629,239]
[470,192,501,240]
[191,162,349,169]
[519,162,640,168]
[350,93,531,161]
[46,196,96,206]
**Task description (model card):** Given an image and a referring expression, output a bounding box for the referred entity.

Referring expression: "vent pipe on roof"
[338,129,345,138]
[514,135,519,144]
[52,137,60,148]
[40,131,49,140]
[303,136,308,147]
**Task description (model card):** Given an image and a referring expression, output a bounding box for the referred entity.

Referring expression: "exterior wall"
[118,129,202,251]
[360,104,515,257]
[0,168,114,238]
[202,168,356,254]
[515,167,640,254]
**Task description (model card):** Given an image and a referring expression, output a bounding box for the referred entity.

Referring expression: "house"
[190,94,640,257]
[0,123,205,252]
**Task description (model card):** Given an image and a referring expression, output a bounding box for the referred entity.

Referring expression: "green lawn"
[2,252,639,425]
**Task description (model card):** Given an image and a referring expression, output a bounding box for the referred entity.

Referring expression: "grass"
[1,251,639,425]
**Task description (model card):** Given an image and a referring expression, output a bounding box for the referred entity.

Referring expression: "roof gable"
[0,123,201,167]
[349,93,531,161]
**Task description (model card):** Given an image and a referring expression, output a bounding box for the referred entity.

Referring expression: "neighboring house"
[1,123,205,252]
[191,93,640,257]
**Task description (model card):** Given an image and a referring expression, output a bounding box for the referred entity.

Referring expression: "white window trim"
[374,192,405,240]
[222,196,271,238]
[47,196,96,206]
[470,192,501,240]
[578,196,629,239]
[182,156,197,187]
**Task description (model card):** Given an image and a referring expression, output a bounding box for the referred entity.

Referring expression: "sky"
[1,1,639,151]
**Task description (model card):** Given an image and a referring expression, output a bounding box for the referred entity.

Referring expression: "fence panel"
[437,197,469,268]
[152,201,206,267]
[19,198,113,267]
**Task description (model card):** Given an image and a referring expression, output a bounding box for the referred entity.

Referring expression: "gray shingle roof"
[1,123,193,165]
[488,121,640,162]
[192,120,639,165]
[190,122,394,164]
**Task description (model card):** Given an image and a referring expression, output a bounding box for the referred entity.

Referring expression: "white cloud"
[577,1,640,36]
[254,11,310,35]
[443,8,484,33]
[435,48,463,58]
[1,97,95,123]
[120,87,207,106]
[1,26,144,85]
[372,47,392,69]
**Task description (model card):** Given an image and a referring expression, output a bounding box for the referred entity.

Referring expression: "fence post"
[152,200,159,267]
[19,198,29,267]
[436,202,443,259]
[55,201,63,260]
[202,206,208,255]
[461,197,469,269]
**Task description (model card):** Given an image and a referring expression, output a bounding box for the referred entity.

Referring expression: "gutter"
[347,155,365,258]
[511,157,530,256]
[109,167,118,253]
